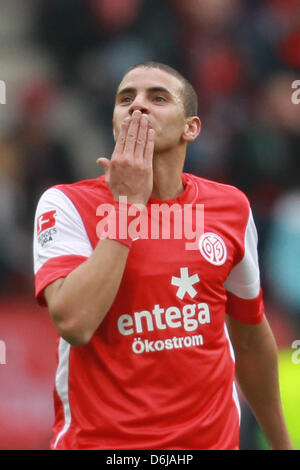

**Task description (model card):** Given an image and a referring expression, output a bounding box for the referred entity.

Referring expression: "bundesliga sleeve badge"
[37,210,57,247]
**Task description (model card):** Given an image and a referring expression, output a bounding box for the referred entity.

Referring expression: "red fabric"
[35,255,88,306]
[226,288,265,325]
[34,174,264,450]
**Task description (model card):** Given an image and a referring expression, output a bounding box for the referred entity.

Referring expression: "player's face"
[113,67,187,154]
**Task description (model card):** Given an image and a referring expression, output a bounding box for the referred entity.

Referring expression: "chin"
[154,140,177,155]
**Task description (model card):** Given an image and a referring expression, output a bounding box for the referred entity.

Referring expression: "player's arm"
[44,239,131,347]
[226,314,293,450]
[224,205,293,449]
[44,111,155,347]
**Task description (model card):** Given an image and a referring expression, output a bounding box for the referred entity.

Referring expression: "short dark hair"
[123,61,198,117]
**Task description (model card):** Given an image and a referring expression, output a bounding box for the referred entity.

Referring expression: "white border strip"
[224,325,241,423]
[54,338,71,448]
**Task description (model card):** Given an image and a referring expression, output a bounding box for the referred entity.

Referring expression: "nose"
[128,94,149,115]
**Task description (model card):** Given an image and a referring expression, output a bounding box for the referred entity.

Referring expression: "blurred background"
[0,0,299,450]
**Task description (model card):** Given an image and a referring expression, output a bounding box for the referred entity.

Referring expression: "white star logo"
[171,267,200,300]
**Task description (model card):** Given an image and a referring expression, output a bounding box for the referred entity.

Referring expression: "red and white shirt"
[33,173,265,450]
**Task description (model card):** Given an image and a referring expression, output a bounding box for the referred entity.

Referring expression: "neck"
[151,148,186,201]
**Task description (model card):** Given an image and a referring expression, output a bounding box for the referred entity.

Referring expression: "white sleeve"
[33,187,93,274]
[224,209,261,300]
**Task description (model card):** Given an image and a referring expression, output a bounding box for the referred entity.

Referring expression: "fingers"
[123,110,142,156]
[113,110,155,163]
[113,116,131,158]
[144,127,155,166]
[96,158,110,173]
[134,113,149,161]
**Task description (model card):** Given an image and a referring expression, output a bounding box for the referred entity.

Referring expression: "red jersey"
[33,173,265,450]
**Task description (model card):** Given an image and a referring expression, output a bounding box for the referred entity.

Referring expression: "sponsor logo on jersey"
[37,210,57,247]
[171,267,200,299]
[117,267,209,355]
[117,301,210,355]
[199,232,227,266]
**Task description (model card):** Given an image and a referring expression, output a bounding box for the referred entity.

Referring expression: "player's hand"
[97,110,155,206]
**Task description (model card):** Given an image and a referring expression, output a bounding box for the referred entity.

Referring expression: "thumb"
[96,157,110,174]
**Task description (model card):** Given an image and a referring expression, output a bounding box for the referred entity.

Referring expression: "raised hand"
[97,110,155,206]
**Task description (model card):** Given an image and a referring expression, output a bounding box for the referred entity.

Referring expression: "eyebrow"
[116,86,173,99]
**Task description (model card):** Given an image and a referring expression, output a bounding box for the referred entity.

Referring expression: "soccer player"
[33,62,293,450]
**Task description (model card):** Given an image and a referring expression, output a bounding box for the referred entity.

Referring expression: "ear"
[182,116,201,143]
